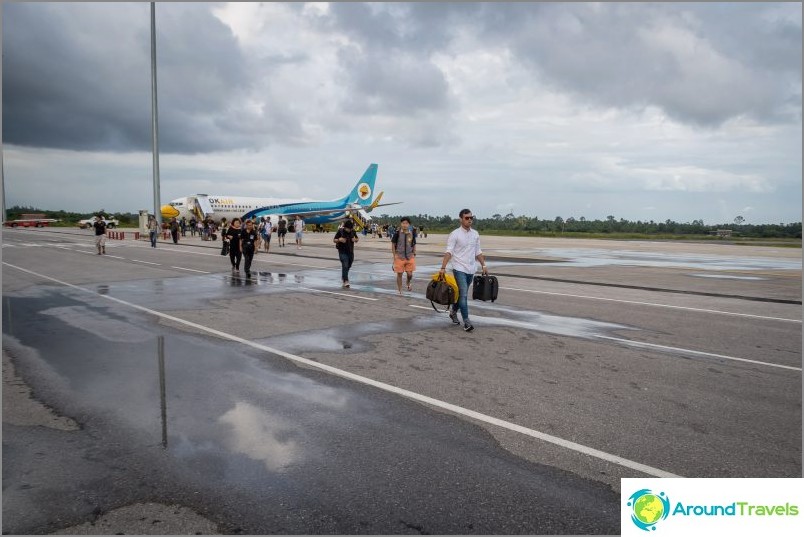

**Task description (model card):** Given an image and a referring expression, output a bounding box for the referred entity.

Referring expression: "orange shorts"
[393,256,416,273]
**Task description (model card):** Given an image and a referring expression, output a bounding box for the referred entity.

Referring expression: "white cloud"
[2,2,800,223]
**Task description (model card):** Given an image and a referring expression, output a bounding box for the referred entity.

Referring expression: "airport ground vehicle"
[78,216,119,229]
[3,213,58,228]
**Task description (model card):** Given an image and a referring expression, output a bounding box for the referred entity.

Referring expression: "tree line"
[374,213,802,239]
[6,205,801,239]
[5,206,140,226]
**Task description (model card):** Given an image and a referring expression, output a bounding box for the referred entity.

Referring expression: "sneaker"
[449,310,460,324]
[463,321,474,332]
[344,281,350,288]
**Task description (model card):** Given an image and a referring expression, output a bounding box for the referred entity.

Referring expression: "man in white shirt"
[262,216,273,253]
[294,216,305,249]
[438,209,488,332]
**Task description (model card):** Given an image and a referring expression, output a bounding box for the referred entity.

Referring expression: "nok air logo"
[628,489,671,531]
[358,183,372,200]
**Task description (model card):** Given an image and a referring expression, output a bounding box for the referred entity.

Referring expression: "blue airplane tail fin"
[344,164,378,207]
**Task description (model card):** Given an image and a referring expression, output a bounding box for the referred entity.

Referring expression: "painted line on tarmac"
[595,335,802,372]
[503,286,800,324]
[106,255,125,260]
[170,266,209,273]
[131,259,160,265]
[298,286,378,301]
[3,261,680,479]
[408,304,798,372]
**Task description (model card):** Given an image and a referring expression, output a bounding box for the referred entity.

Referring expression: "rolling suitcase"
[472,274,498,302]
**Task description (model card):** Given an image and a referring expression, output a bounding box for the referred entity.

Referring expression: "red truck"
[3,213,58,228]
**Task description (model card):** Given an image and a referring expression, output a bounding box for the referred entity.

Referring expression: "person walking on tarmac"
[148,216,159,248]
[225,217,243,272]
[241,219,259,278]
[277,215,287,247]
[169,217,180,244]
[438,209,487,332]
[294,215,305,249]
[93,215,107,255]
[334,219,359,288]
[391,216,417,295]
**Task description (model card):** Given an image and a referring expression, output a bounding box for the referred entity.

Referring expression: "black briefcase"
[472,274,499,302]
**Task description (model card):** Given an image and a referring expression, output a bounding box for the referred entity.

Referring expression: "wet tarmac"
[2,228,800,534]
[486,247,802,272]
[2,288,620,534]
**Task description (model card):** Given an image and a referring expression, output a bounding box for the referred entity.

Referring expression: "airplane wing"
[365,201,403,212]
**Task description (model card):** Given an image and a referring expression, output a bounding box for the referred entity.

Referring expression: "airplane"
[160,163,399,229]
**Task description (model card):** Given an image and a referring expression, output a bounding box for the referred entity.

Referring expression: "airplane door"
[195,196,213,218]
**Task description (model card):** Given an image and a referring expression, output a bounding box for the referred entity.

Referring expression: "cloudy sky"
[2,2,801,224]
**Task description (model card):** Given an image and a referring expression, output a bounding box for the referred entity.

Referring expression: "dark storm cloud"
[326,2,801,127]
[323,3,461,113]
[472,3,802,126]
[2,3,303,153]
[337,48,450,116]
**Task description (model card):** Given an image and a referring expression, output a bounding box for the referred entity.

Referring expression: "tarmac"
[2,226,801,534]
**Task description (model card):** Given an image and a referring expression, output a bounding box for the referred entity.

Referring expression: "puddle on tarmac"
[1,290,622,534]
[486,248,801,272]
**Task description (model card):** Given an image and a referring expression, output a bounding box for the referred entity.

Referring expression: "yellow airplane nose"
[161,205,179,219]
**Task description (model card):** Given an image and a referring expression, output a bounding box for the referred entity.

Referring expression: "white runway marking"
[595,335,802,372]
[503,286,801,324]
[170,266,209,273]
[408,305,799,372]
[131,259,160,265]
[298,286,378,301]
[106,255,125,260]
[3,262,680,479]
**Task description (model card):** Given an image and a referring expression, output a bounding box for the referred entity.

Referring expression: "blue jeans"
[149,230,157,247]
[451,270,474,322]
[338,250,354,282]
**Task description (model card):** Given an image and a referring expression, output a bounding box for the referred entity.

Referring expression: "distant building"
[709,229,733,238]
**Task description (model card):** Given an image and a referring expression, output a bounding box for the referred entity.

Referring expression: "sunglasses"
[463,215,475,220]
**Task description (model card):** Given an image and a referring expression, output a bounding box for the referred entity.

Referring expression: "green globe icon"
[633,494,664,525]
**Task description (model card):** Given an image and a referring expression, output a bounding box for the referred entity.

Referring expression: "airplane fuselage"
[162,195,353,225]
[159,164,394,229]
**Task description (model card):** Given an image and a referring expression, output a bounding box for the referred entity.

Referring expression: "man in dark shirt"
[240,219,259,277]
[225,218,243,272]
[169,218,180,244]
[334,219,359,288]
[277,216,287,247]
[93,216,107,255]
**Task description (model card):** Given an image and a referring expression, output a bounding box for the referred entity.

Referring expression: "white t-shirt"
[295,219,304,234]
[445,226,482,274]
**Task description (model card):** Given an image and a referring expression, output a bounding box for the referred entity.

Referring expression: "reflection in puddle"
[219,402,299,471]
[40,305,154,342]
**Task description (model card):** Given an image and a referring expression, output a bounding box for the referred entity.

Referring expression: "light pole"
[151,2,162,227]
